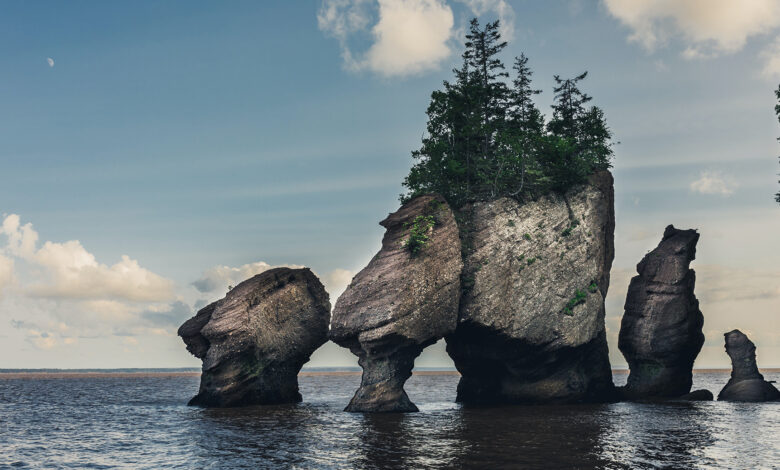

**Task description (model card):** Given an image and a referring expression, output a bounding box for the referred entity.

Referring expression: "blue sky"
[0,0,778,369]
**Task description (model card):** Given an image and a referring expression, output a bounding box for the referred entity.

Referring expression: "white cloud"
[2,214,38,257]
[319,0,455,77]
[46,57,54,68]
[317,0,521,77]
[459,0,515,41]
[603,0,780,58]
[11,320,76,350]
[317,0,373,42]
[321,268,356,301]
[192,260,355,305]
[0,254,13,295]
[761,35,780,78]
[191,261,304,293]
[0,214,174,302]
[0,214,180,350]
[689,170,738,196]
[365,0,454,76]
[31,331,57,350]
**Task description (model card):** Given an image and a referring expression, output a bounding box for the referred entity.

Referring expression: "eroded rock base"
[189,362,301,407]
[345,344,423,412]
[448,324,615,404]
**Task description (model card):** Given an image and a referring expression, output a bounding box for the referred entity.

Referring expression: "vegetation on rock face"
[562,288,588,316]
[403,214,436,255]
[401,18,614,208]
[561,219,579,237]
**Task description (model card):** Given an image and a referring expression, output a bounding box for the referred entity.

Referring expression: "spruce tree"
[510,54,543,134]
[548,72,591,140]
[463,19,509,197]
[495,54,546,196]
[546,72,613,190]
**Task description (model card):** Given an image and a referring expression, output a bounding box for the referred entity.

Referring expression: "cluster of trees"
[402,19,614,207]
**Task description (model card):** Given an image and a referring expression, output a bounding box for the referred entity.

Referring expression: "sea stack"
[330,194,462,412]
[718,330,780,402]
[618,225,704,399]
[178,267,330,407]
[446,171,616,404]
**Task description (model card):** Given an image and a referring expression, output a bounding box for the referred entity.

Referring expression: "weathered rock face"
[718,330,780,402]
[330,194,462,412]
[178,267,330,407]
[446,172,616,404]
[618,225,704,399]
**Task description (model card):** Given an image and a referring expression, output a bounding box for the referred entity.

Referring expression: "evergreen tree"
[548,72,591,140]
[509,54,544,134]
[463,18,509,197]
[546,72,613,190]
[404,19,510,206]
[402,18,614,207]
[493,54,546,196]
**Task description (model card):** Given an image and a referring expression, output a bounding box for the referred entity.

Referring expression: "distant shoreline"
[0,368,777,379]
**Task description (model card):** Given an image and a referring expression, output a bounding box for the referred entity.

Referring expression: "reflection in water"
[355,414,414,469]
[601,402,717,468]
[448,405,621,469]
[0,372,777,469]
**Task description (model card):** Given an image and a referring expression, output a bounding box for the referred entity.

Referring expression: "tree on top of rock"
[545,72,613,191]
[403,19,511,207]
[401,18,614,207]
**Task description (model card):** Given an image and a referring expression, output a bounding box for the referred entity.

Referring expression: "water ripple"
[0,372,777,469]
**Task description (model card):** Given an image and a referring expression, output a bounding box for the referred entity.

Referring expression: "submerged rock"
[446,171,616,404]
[718,330,780,402]
[330,194,462,412]
[618,225,704,399]
[178,267,330,407]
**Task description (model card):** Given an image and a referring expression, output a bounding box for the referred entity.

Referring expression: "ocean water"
[1,371,778,469]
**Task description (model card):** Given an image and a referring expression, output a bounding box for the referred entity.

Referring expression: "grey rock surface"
[330,194,462,412]
[618,225,704,399]
[446,171,616,404]
[718,330,780,402]
[178,267,330,407]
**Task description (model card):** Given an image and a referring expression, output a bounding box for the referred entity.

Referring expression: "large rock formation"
[718,330,780,402]
[330,194,462,412]
[178,267,330,407]
[618,225,704,399]
[446,171,616,404]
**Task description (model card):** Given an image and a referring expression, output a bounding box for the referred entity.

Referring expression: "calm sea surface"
[0,371,778,469]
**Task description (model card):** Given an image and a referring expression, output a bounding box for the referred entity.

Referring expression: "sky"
[0,0,778,369]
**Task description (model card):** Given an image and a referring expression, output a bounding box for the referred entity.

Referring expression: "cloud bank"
[1,214,174,302]
[0,214,177,350]
[603,0,780,77]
